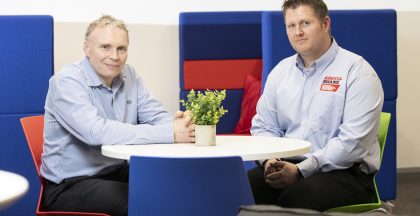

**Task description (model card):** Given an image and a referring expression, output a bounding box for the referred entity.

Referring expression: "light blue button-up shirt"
[252,39,384,177]
[41,58,174,183]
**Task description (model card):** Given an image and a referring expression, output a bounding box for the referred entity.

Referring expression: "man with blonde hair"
[41,15,194,215]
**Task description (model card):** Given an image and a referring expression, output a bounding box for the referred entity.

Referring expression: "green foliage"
[180,89,228,125]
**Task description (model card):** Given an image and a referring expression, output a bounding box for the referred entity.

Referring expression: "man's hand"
[264,161,300,189]
[263,159,279,177]
[173,110,195,143]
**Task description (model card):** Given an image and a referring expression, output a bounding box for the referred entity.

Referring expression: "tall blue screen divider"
[0,15,53,215]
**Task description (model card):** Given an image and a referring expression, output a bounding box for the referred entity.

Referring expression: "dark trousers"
[43,162,129,216]
[247,164,376,212]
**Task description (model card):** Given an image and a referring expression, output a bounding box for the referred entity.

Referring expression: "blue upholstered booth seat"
[179,12,263,134]
[0,15,53,215]
[261,10,397,200]
[179,12,264,172]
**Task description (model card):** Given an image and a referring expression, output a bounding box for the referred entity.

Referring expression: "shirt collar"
[313,37,340,74]
[82,57,124,89]
[294,37,340,76]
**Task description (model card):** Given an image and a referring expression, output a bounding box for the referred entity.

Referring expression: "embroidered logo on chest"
[320,76,342,92]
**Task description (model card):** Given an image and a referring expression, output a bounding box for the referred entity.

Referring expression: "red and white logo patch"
[320,76,342,92]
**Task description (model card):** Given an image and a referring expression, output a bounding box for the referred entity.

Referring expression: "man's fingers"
[270,161,286,168]
[184,115,193,127]
[175,111,184,119]
[265,171,282,180]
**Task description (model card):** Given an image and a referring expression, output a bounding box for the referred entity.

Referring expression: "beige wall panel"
[396,11,420,168]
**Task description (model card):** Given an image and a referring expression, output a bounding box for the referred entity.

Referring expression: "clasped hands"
[264,159,301,189]
[173,110,195,143]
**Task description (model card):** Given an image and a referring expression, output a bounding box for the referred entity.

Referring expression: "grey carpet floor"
[386,170,420,216]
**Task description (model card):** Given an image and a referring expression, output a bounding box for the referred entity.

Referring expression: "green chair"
[325,112,391,213]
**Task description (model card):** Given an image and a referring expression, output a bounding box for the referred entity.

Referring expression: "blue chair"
[128,156,254,216]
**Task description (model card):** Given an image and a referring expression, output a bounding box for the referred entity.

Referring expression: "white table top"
[102,135,311,161]
[0,170,29,210]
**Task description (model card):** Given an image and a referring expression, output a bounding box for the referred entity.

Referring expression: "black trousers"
[247,164,376,212]
[43,162,129,216]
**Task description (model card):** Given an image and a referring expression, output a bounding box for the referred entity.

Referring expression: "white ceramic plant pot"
[195,125,216,146]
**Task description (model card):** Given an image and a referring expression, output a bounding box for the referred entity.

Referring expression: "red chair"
[20,115,110,216]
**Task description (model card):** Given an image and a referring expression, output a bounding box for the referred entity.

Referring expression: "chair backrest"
[20,115,45,177]
[325,112,392,213]
[128,156,254,216]
[20,116,111,216]
[378,112,391,164]
[261,10,397,200]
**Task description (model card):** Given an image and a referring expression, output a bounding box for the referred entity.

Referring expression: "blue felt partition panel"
[179,12,263,134]
[0,15,53,215]
[0,16,53,113]
[180,12,262,89]
[180,90,243,134]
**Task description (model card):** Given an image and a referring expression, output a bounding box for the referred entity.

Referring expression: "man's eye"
[102,45,110,50]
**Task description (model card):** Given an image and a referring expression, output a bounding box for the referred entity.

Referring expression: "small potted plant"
[180,89,228,146]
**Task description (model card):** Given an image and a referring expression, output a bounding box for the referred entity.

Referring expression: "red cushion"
[183,59,262,89]
[233,74,262,134]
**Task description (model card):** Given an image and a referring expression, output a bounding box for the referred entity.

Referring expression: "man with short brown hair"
[248,0,384,211]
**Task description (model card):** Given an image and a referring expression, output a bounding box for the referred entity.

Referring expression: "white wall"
[1,0,420,23]
[2,0,420,168]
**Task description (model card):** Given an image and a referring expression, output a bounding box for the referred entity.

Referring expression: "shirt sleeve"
[251,72,285,138]
[297,59,384,177]
[251,72,285,165]
[49,70,174,146]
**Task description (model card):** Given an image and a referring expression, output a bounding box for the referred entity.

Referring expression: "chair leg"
[367,207,390,215]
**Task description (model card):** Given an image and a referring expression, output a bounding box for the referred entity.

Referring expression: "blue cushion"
[0,15,53,114]
[180,12,262,60]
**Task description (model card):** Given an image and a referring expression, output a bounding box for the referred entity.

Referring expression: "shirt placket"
[112,90,122,122]
[301,66,317,139]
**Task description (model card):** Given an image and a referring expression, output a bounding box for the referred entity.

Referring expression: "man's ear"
[83,39,90,57]
[323,16,331,33]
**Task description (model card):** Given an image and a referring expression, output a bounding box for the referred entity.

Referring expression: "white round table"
[102,135,311,161]
[0,170,29,210]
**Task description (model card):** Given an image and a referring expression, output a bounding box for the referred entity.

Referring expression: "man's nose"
[109,49,119,60]
[295,26,303,36]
